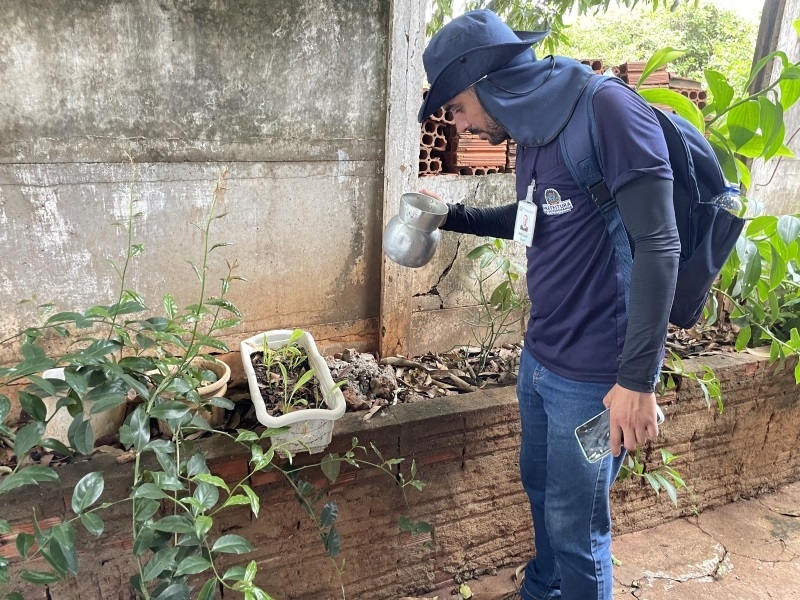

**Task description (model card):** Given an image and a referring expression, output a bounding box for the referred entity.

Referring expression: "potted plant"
[240,328,346,454]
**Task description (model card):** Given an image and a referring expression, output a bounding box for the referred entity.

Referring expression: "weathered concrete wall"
[0,0,392,362]
[749,0,800,214]
[407,174,524,356]
[2,352,798,599]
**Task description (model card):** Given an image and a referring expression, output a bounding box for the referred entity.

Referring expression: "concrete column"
[379,0,427,357]
[749,0,800,214]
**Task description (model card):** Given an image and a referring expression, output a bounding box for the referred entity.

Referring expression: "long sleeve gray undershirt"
[440,174,679,392]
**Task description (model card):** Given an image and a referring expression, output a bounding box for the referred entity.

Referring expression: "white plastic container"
[240,330,346,454]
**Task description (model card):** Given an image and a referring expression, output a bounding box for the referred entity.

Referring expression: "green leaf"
[44,536,78,576]
[769,246,786,292]
[68,417,94,455]
[704,69,734,113]
[194,515,213,539]
[142,547,179,582]
[14,421,46,456]
[221,495,251,509]
[777,215,800,245]
[779,76,800,111]
[242,484,260,517]
[466,244,491,260]
[223,566,247,581]
[734,325,751,351]
[192,474,230,493]
[174,556,212,577]
[710,138,739,184]
[0,519,11,534]
[134,498,161,522]
[152,583,192,600]
[319,503,339,529]
[320,453,341,483]
[637,47,687,90]
[80,512,104,537]
[758,97,785,161]
[640,88,705,132]
[398,516,434,534]
[18,391,47,422]
[194,482,220,511]
[163,293,178,319]
[235,430,259,443]
[211,534,253,555]
[0,465,59,494]
[19,569,62,584]
[129,406,150,452]
[0,394,11,422]
[72,472,104,515]
[727,100,760,150]
[132,483,168,500]
[16,532,35,558]
[152,516,195,533]
[149,401,191,421]
[745,51,789,92]
[322,526,341,558]
[197,578,217,600]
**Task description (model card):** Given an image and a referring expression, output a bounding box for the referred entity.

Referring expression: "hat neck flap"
[475,51,595,147]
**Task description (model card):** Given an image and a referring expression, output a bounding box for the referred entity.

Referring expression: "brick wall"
[1,352,799,599]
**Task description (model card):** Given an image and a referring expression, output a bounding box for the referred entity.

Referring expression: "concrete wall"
[749,0,800,213]
[0,0,392,362]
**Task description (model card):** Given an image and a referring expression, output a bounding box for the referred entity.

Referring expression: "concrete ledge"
[1,353,799,599]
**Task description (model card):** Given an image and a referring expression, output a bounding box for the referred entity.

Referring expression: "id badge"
[513,183,537,247]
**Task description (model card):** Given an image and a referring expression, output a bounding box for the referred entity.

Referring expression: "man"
[418,10,680,600]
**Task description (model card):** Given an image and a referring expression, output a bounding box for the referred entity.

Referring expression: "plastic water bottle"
[709,185,743,215]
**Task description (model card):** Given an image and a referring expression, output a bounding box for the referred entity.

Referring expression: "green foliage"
[0,168,431,600]
[259,329,319,415]
[635,20,800,190]
[709,209,800,382]
[565,2,759,91]
[465,238,530,375]
[427,0,699,55]
[618,448,686,506]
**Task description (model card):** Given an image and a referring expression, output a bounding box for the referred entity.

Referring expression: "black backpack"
[560,74,746,329]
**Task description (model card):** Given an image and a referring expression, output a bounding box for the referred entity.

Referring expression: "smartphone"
[575,405,665,463]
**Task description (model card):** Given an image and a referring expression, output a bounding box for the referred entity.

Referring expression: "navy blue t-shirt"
[515,83,672,383]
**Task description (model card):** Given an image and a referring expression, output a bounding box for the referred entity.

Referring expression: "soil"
[249,351,324,416]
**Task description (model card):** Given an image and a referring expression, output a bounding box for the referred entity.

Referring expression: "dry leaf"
[95,445,125,457]
[115,450,136,464]
[362,404,383,421]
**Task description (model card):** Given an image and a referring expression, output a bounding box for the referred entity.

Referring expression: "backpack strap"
[560,74,634,314]
[559,74,614,210]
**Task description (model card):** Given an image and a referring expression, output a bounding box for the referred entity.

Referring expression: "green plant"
[0,166,430,600]
[618,448,686,506]
[465,238,529,376]
[660,350,722,413]
[259,328,319,415]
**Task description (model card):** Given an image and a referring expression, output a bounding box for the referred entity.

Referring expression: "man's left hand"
[603,384,660,456]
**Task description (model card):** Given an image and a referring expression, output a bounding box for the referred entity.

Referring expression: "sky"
[706,0,765,20]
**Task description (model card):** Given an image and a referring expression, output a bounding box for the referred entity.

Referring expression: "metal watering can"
[382,192,448,268]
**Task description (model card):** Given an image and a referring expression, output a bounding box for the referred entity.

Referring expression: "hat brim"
[418,30,549,123]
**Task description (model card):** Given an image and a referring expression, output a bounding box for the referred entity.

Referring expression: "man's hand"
[603,384,660,456]
[419,189,444,203]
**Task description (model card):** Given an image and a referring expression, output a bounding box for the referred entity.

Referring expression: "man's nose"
[453,114,470,133]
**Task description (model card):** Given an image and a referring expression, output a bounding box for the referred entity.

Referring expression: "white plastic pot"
[240,330,345,454]
[42,368,128,445]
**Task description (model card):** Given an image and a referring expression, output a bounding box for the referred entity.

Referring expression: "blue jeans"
[517,348,626,600]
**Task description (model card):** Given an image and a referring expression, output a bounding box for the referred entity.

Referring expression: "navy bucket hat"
[418,10,549,123]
